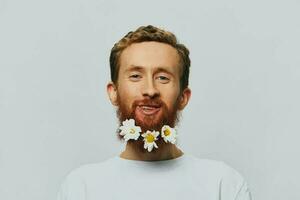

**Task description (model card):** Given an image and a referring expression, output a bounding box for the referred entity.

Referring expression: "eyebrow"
[124,65,145,73]
[125,65,174,75]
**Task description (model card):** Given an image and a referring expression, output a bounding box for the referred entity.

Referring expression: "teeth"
[142,106,155,110]
[137,105,160,115]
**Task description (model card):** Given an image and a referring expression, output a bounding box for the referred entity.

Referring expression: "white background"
[1,0,300,199]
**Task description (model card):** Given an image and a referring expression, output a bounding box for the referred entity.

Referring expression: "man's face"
[107,41,191,151]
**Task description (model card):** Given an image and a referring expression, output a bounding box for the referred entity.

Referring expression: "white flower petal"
[154,131,160,137]
[147,144,154,152]
[122,119,130,126]
[170,138,176,144]
[124,135,130,142]
[163,137,168,143]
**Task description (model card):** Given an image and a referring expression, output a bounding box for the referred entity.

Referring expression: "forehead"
[119,41,181,74]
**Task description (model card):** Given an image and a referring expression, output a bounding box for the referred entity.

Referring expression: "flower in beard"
[141,130,160,152]
[119,119,142,142]
[161,125,177,144]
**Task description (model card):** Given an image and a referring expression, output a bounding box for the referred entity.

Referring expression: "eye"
[156,75,170,83]
[129,74,142,81]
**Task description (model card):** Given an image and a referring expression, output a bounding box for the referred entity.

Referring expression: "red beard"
[116,96,181,153]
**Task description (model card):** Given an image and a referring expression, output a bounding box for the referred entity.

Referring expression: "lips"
[136,105,161,115]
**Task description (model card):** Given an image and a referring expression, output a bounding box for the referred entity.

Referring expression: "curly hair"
[109,25,191,90]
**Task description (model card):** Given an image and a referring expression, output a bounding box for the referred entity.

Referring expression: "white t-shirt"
[57,154,252,200]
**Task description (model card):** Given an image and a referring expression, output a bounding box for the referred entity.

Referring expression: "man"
[57,25,252,200]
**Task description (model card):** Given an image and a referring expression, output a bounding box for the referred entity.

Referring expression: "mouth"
[136,105,161,116]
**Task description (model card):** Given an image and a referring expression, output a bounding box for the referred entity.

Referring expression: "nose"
[142,77,160,99]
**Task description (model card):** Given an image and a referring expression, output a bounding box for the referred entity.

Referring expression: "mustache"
[132,99,166,109]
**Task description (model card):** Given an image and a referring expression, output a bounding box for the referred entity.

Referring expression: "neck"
[119,142,184,161]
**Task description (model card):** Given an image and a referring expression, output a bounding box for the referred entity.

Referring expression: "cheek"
[160,87,180,107]
[117,84,140,106]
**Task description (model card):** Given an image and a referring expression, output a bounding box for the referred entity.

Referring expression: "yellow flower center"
[164,129,171,136]
[146,134,155,143]
[129,128,135,134]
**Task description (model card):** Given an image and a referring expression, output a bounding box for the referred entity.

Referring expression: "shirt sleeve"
[219,162,253,200]
[56,170,87,200]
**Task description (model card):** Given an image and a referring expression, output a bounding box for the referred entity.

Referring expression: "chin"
[134,111,165,132]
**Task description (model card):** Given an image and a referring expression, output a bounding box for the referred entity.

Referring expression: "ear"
[107,82,118,106]
[178,87,191,110]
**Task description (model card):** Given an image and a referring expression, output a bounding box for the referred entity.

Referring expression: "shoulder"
[63,156,116,182]
[57,157,115,200]
[185,154,244,178]
[184,154,237,175]
[185,154,252,200]
[216,162,252,200]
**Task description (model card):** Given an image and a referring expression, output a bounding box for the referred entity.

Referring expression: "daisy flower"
[142,130,160,152]
[161,125,177,144]
[119,119,142,142]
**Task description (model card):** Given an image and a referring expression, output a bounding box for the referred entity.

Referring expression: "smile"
[136,105,161,115]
